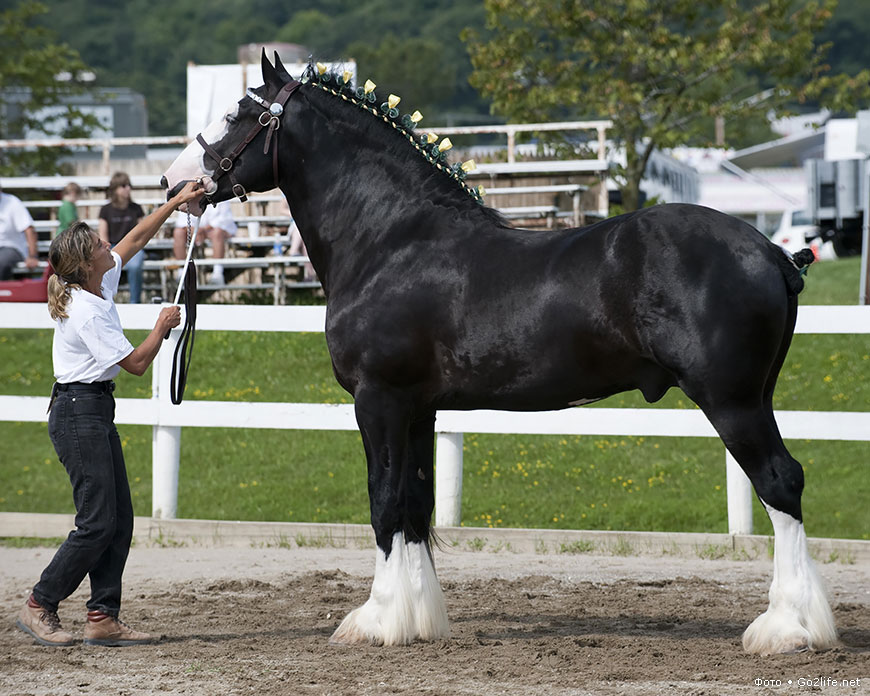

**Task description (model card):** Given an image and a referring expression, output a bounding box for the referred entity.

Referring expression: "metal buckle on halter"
[258,111,276,127]
[232,183,248,202]
[219,157,233,172]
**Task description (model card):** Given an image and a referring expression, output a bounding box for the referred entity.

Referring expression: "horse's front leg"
[330,391,448,646]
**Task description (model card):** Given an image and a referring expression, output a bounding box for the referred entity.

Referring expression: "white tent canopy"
[185,61,356,138]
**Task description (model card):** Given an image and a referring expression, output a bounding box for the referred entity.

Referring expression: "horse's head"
[162,51,299,216]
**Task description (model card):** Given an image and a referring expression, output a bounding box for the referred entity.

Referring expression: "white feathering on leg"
[330,532,449,646]
[743,505,837,654]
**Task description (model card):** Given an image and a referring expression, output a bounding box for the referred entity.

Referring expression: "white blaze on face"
[162,102,240,192]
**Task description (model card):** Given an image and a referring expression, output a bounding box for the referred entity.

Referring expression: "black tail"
[776,247,814,296]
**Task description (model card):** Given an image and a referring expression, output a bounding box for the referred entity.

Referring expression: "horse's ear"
[273,51,292,82]
[261,49,281,89]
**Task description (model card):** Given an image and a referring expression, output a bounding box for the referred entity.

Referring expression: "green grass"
[0,536,67,548]
[1,257,867,539]
[800,255,864,305]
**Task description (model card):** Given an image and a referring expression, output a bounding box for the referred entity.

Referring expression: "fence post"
[435,432,463,527]
[725,450,753,534]
[151,312,182,519]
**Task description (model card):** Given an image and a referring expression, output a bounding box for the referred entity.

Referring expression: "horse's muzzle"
[165,178,189,201]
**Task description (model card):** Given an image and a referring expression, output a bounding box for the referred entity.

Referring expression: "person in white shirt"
[0,186,39,279]
[172,199,237,284]
[15,180,203,648]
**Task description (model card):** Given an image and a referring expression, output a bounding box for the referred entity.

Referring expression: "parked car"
[770,208,837,261]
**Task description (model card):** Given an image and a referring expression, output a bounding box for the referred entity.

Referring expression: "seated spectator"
[98,172,145,303]
[172,200,237,285]
[0,183,39,280]
[280,198,316,282]
[56,182,82,238]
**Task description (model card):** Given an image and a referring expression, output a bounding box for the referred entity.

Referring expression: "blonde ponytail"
[47,222,95,321]
[47,274,73,320]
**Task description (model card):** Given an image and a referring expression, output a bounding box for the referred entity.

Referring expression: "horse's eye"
[225,115,238,125]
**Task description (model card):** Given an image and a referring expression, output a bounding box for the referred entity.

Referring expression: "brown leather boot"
[16,596,76,647]
[83,610,153,646]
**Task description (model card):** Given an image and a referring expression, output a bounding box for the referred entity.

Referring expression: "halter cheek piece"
[195,79,301,203]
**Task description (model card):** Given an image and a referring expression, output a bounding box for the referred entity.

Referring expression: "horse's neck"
[279,112,467,289]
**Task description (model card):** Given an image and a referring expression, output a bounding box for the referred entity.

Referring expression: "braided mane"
[300,64,483,204]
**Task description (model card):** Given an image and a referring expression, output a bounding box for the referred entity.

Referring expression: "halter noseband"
[195,79,301,203]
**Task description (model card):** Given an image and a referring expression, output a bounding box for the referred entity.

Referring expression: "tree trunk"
[621,139,653,212]
[619,180,642,212]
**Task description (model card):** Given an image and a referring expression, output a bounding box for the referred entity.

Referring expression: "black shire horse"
[163,53,837,655]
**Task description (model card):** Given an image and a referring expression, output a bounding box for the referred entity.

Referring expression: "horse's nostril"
[160,176,168,189]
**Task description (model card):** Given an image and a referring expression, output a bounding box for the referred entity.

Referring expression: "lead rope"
[167,212,200,405]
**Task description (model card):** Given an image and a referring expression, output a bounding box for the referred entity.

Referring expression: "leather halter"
[195,79,301,202]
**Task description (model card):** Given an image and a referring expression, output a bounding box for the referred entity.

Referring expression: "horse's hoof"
[328,631,379,647]
[783,645,810,655]
[743,633,809,655]
[328,632,383,647]
[742,610,812,655]
[329,607,387,646]
[329,624,379,646]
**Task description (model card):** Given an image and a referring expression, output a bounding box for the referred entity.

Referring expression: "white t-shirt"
[0,192,35,257]
[52,251,135,383]
[173,200,237,236]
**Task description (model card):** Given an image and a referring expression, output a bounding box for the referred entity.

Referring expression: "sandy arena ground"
[1,544,868,695]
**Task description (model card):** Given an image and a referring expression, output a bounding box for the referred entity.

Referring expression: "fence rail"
[2,303,868,532]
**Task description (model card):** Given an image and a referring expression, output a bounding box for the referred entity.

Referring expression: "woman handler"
[16,180,203,647]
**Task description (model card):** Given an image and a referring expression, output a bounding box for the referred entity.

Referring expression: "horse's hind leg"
[701,401,837,654]
[329,389,448,646]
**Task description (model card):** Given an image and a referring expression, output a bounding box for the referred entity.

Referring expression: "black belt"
[48,381,115,412]
[55,381,115,393]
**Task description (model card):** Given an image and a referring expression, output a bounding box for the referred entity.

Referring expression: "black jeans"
[33,382,133,616]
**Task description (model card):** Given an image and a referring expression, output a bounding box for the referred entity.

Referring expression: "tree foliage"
[464,0,870,211]
[3,0,870,182]
[0,0,99,175]
[3,0,489,135]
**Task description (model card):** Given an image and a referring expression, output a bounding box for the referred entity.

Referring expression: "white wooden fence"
[1,303,869,534]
